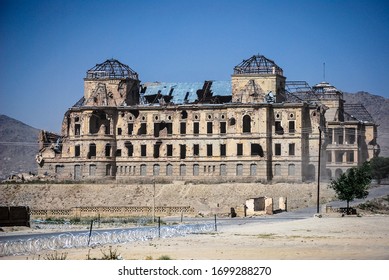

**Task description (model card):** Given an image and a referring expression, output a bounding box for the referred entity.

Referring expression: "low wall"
[30,206,195,219]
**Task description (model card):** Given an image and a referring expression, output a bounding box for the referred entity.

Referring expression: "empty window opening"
[220,144,226,157]
[237,143,243,156]
[105,144,111,157]
[89,143,96,158]
[243,115,251,133]
[181,110,188,119]
[193,122,199,135]
[346,128,356,144]
[128,123,134,135]
[167,144,173,157]
[138,123,147,135]
[180,144,186,159]
[106,164,112,176]
[327,128,333,144]
[289,143,295,156]
[141,144,147,157]
[327,151,332,163]
[180,122,187,135]
[336,151,344,163]
[288,164,295,176]
[207,122,213,134]
[289,121,295,133]
[220,122,226,134]
[154,142,162,158]
[229,117,236,126]
[207,144,213,157]
[117,127,122,135]
[115,149,122,157]
[125,142,133,156]
[89,111,109,135]
[334,128,343,144]
[75,124,81,136]
[275,121,284,135]
[347,152,354,162]
[251,144,264,157]
[193,144,199,156]
[275,143,281,156]
[75,145,80,157]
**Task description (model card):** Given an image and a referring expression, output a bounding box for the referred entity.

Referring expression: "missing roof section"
[142,81,232,105]
[344,103,375,123]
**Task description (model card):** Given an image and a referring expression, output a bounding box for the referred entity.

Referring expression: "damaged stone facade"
[36,55,379,182]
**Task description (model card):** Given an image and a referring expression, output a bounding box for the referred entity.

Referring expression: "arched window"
[153,164,160,176]
[288,164,295,176]
[166,164,173,176]
[180,164,186,176]
[243,115,251,133]
[250,163,257,176]
[274,164,281,176]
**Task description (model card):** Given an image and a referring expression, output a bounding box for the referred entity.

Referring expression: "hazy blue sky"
[1,0,388,133]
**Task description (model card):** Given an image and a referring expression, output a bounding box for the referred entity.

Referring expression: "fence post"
[87,219,94,246]
[158,217,161,238]
[214,214,217,232]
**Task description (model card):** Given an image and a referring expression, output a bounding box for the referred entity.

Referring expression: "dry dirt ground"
[2,214,389,260]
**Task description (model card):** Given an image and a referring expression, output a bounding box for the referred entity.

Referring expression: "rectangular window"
[115,149,122,157]
[347,152,354,162]
[180,122,186,135]
[139,123,147,135]
[128,123,133,135]
[126,143,133,156]
[327,151,332,163]
[75,145,80,157]
[289,121,295,133]
[327,128,333,144]
[167,123,173,135]
[193,122,199,135]
[153,144,160,158]
[141,144,146,157]
[89,164,96,176]
[220,122,226,134]
[275,121,284,135]
[220,144,226,157]
[117,128,122,135]
[75,124,81,136]
[207,144,213,157]
[167,144,173,157]
[237,143,243,156]
[275,143,281,156]
[289,143,295,156]
[193,144,199,156]
[180,144,186,159]
[207,122,213,134]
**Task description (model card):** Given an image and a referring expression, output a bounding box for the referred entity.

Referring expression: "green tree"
[370,157,389,183]
[329,162,371,214]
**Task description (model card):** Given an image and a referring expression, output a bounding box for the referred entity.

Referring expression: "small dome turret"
[233,54,283,75]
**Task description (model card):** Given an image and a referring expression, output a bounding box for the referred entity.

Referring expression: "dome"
[233,54,283,75]
[86,59,139,80]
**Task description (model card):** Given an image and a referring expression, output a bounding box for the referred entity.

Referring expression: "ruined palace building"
[36,54,380,182]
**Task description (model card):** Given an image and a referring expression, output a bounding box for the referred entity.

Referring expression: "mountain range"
[0,91,388,180]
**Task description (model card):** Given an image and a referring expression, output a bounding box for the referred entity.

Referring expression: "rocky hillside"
[343,92,389,157]
[0,115,40,180]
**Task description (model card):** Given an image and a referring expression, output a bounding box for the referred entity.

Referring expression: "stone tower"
[231,54,286,103]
